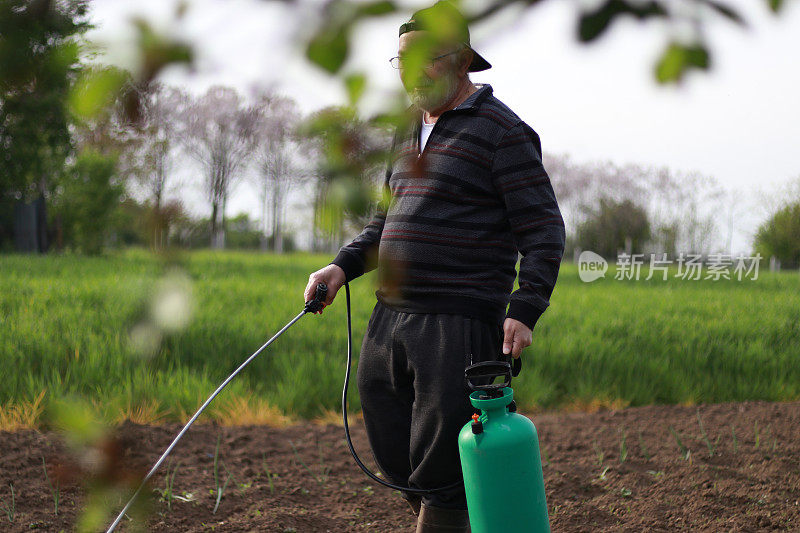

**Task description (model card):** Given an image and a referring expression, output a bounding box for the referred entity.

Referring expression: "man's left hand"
[502,318,532,359]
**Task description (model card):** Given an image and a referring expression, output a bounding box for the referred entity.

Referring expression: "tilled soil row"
[1,401,798,532]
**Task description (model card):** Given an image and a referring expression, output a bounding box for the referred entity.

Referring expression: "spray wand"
[105,284,327,532]
[106,281,465,532]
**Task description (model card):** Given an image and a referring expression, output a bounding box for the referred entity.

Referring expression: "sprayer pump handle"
[464,361,512,396]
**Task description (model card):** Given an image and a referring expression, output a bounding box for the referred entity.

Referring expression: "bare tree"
[252,93,310,253]
[174,86,258,248]
[115,83,183,248]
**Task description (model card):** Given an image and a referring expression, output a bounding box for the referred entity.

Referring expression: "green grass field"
[2,250,798,428]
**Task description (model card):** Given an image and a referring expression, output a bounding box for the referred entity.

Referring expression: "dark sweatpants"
[357,300,504,509]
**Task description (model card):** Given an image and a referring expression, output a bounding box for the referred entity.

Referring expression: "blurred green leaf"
[371,104,415,132]
[686,46,711,70]
[655,42,710,84]
[133,18,193,82]
[397,33,442,91]
[655,44,685,83]
[316,177,377,232]
[578,0,667,43]
[355,0,396,17]
[767,0,784,13]
[335,176,375,217]
[409,1,464,45]
[344,72,366,105]
[698,0,745,26]
[175,0,189,18]
[306,28,350,74]
[69,68,128,119]
[47,397,108,448]
[305,0,395,74]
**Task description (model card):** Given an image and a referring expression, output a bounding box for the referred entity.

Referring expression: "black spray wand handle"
[304,283,328,313]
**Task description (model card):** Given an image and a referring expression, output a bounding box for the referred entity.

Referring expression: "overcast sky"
[87,0,800,253]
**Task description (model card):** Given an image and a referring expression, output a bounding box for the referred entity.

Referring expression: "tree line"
[1,0,797,267]
[5,75,393,253]
[548,154,800,267]
[0,0,394,254]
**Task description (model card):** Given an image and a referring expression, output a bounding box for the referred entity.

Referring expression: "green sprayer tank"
[458,361,550,533]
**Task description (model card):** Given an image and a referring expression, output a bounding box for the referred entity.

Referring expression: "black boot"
[415,504,471,532]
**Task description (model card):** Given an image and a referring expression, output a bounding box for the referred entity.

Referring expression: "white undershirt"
[418,89,481,153]
[420,115,435,154]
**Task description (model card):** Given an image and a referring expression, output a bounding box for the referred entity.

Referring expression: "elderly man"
[304,1,565,530]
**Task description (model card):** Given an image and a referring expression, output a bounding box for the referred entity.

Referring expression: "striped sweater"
[332,83,565,330]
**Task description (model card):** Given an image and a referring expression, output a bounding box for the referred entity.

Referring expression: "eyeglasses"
[389,50,461,70]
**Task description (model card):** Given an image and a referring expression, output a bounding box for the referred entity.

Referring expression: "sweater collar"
[452,82,493,112]
[402,83,493,140]
[406,83,493,117]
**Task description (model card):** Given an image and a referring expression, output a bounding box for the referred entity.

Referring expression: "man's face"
[397,31,465,112]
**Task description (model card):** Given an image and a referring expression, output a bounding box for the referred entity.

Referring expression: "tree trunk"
[210,201,219,249]
[153,187,164,251]
[219,195,227,249]
[275,215,283,253]
[260,178,270,251]
[36,177,49,253]
[272,184,282,253]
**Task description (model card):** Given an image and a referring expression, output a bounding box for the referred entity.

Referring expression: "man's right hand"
[304,264,346,314]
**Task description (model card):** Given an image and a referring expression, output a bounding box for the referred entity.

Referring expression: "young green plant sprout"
[1,483,15,523]
[619,429,628,464]
[289,440,324,486]
[41,457,60,516]
[754,421,760,450]
[212,435,233,515]
[638,430,651,461]
[213,467,233,515]
[668,426,691,461]
[593,440,605,467]
[262,453,275,495]
[155,460,181,511]
[696,411,720,458]
[316,441,332,482]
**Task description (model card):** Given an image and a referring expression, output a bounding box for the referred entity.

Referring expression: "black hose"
[340,282,463,494]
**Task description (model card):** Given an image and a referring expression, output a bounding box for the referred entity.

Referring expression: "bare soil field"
[1,401,798,532]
